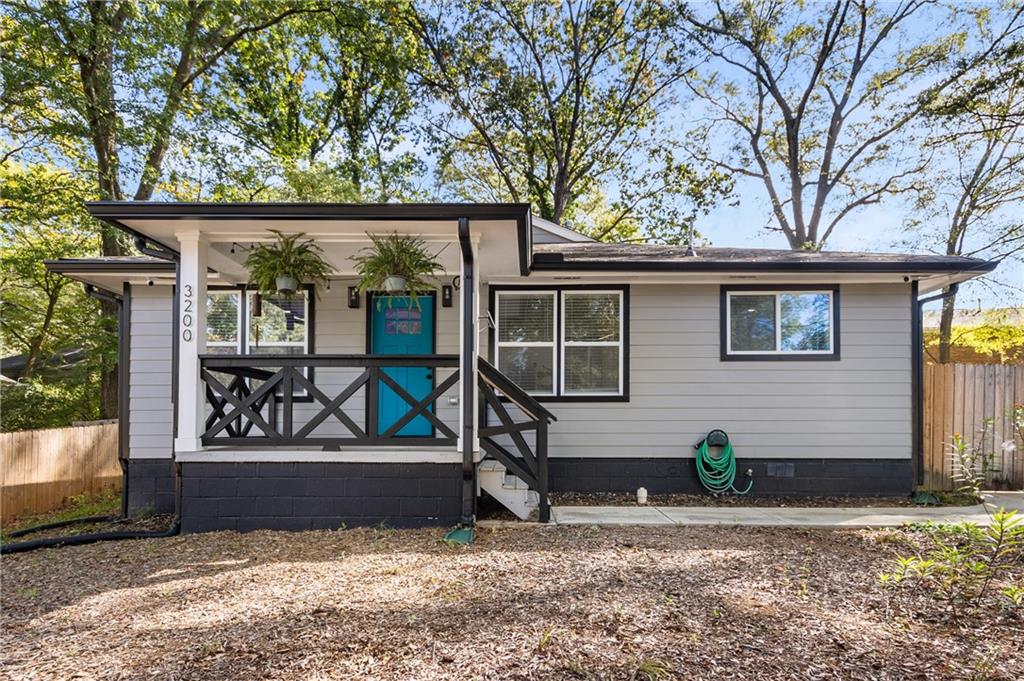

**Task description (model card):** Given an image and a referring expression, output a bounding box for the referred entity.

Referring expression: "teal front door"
[370,295,435,437]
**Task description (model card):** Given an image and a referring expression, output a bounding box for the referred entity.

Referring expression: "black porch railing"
[199,353,557,523]
[478,358,557,523]
[200,354,460,447]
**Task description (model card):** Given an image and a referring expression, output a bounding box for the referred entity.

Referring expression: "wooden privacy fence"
[922,364,1024,491]
[0,422,121,520]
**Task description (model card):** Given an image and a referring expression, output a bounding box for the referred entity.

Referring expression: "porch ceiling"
[85,202,533,279]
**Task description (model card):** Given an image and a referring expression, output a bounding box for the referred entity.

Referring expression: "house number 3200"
[181,284,194,342]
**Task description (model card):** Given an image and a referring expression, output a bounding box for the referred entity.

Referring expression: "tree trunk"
[938,288,957,364]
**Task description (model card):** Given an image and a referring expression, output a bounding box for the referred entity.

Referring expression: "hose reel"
[693,429,753,495]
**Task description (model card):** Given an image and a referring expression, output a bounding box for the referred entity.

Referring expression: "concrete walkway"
[550,492,1024,528]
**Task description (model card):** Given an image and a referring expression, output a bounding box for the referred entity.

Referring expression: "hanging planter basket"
[275,275,299,295]
[244,229,331,299]
[351,232,444,309]
[383,275,408,293]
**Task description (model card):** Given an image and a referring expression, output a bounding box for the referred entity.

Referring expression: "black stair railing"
[477,358,558,522]
[200,354,459,447]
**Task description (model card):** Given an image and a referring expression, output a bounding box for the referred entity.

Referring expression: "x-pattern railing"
[200,354,459,448]
[477,358,557,522]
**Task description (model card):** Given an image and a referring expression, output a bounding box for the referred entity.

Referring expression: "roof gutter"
[134,237,178,262]
[530,255,999,275]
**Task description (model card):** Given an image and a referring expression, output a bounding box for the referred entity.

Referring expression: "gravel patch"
[2,526,1020,680]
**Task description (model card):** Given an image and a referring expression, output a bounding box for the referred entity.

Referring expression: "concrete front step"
[478,459,538,520]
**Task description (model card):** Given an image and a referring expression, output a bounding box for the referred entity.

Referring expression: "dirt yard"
[2,525,1021,680]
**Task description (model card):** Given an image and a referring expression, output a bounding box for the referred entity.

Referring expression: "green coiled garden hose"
[696,438,752,495]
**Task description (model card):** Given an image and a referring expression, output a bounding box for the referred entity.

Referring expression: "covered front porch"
[88,202,553,524]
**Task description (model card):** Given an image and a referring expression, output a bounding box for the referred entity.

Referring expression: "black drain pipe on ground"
[0,464,181,554]
[2,251,183,553]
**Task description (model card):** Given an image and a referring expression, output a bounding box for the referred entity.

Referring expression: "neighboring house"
[46,202,995,532]
[1,348,86,382]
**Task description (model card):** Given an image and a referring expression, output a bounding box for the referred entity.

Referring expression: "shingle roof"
[532,243,996,273]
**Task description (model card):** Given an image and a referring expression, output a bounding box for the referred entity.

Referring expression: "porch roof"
[85,201,534,278]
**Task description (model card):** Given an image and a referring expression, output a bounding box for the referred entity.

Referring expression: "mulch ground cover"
[2,525,1020,680]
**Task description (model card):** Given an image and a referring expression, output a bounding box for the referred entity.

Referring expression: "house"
[45,202,995,532]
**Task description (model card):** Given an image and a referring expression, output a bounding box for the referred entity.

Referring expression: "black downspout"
[84,284,129,517]
[134,237,178,263]
[910,281,921,489]
[119,283,131,517]
[913,282,960,488]
[458,217,476,526]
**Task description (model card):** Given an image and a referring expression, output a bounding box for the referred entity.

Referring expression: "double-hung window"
[494,288,627,399]
[722,286,838,360]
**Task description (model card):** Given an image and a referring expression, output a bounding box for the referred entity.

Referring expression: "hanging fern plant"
[350,232,444,309]
[245,229,332,296]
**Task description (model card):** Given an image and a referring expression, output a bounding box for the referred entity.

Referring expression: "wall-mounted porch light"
[347,286,360,309]
[442,285,453,307]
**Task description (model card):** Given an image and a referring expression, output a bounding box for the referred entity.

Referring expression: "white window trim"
[725,289,835,356]
[560,290,624,396]
[494,290,558,396]
[206,290,243,353]
[494,289,625,397]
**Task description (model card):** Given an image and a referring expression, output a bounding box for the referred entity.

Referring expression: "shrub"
[879,510,1024,621]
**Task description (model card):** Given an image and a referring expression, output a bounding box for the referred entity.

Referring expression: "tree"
[0,162,113,430]
[3,0,322,417]
[678,0,1022,251]
[909,13,1024,363]
[405,0,730,243]
[198,4,424,202]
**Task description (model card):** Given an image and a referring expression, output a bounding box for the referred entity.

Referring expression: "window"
[493,288,627,399]
[247,292,308,357]
[722,287,838,360]
[204,287,313,395]
[206,291,242,354]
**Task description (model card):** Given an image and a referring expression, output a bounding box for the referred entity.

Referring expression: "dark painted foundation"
[126,458,176,516]
[549,458,913,497]
[179,462,462,533]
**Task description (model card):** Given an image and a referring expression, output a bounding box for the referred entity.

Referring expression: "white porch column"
[174,231,208,453]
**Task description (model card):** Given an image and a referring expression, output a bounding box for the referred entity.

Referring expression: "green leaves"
[244,230,332,295]
[881,509,1024,621]
[350,232,444,309]
[413,0,728,243]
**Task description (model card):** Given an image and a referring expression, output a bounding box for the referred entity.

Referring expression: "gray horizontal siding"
[128,285,174,459]
[489,283,913,460]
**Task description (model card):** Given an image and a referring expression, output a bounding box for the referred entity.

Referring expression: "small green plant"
[350,232,443,308]
[948,433,992,502]
[633,658,671,680]
[536,625,556,651]
[999,585,1024,610]
[880,509,1024,621]
[245,229,331,295]
[16,586,38,599]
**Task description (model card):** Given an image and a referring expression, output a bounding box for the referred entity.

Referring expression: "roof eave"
[530,257,998,275]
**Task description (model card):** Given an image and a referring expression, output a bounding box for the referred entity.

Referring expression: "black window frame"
[488,284,630,403]
[207,283,316,401]
[719,284,840,362]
